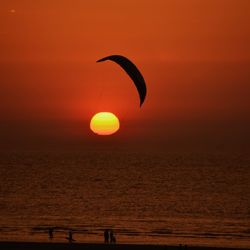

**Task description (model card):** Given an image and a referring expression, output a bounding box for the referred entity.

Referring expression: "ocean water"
[0,150,249,247]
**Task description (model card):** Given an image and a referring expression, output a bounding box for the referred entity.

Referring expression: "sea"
[0,149,249,248]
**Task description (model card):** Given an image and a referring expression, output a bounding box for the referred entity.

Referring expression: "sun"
[90,112,120,136]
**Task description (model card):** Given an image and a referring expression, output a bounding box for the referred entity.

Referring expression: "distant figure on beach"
[67,230,74,243]
[48,228,53,240]
[104,229,109,243]
[110,230,116,243]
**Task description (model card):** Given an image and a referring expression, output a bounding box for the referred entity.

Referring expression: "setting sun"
[90,112,120,136]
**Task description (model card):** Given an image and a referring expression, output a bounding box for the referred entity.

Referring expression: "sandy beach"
[0,242,249,250]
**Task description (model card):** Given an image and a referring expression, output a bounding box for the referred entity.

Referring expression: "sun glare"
[90,112,120,136]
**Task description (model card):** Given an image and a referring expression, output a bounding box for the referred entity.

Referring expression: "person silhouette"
[68,230,74,243]
[48,228,53,240]
[104,229,109,243]
[110,230,116,243]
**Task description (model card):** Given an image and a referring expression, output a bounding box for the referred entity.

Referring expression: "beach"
[1,241,250,250]
[0,150,249,248]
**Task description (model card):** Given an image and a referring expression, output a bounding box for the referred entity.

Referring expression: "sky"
[0,0,250,150]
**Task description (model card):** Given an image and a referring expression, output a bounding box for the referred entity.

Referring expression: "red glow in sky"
[0,0,250,150]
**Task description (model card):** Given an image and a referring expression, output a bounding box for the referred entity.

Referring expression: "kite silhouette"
[97,55,147,107]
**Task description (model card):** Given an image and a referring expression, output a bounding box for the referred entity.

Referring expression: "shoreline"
[0,241,249,250]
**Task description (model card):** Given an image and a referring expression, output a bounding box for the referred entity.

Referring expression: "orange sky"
[0,0,250,150]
